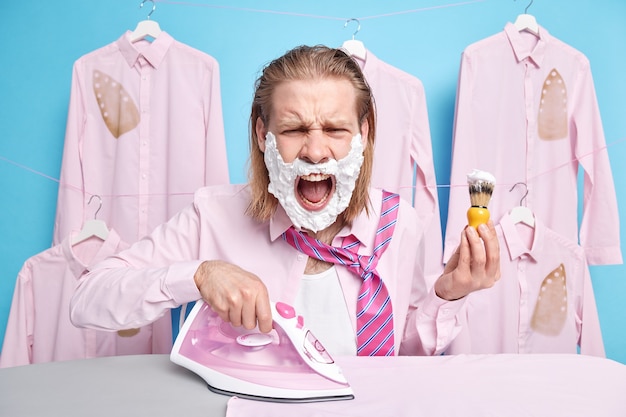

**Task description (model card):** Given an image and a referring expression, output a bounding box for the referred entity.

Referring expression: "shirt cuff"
[584,246,623,266]
[420,287,466,320]
[164,261,203,304]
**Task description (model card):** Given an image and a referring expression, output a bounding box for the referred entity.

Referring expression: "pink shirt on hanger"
[70,184,464,356]
[444,23,621,266]
[53,31,229,246]
[0,230,171,368]
[446,213,605,357]
[357,50,444,287]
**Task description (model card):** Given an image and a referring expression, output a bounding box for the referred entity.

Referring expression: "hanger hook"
[87,195,103,220]
[509,182,529,206]
[515,0,534,14]
[344,18,361,40]
[140,0,156,20]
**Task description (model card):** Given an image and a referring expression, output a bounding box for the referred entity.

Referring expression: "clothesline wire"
[153,0,486,22]
[1,136,624,199]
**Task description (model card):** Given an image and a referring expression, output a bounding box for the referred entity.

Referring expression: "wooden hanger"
[508,182,535,227]
[72,195,109,245]
[341,18,367,61]
[514,0,539,36]
[129,0,162,43]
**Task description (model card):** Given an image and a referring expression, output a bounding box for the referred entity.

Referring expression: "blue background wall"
[1,0,624,363]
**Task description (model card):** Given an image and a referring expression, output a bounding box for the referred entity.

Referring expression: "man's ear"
[256,117,267,152]
[360,119,369,149]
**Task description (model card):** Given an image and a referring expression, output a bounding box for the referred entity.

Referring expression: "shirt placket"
[523,61,535,207]
[137,57,152,240]
[517,254,530,353]
[287,252,308,302]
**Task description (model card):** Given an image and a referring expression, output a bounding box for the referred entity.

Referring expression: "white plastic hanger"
[129,0,162,43]
[508,183,535,227]
[514,0,539,36]
[72,195,109,245]
[341,18,367,61]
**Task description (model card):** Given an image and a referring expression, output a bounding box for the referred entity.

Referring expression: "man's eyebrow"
[275,112,305,125]
[277,120,308,130]
[276,114,352,129]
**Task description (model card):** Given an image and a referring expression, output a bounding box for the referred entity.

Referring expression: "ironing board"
[1,354,625,416]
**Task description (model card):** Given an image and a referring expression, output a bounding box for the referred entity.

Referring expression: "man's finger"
[255,295,273,333]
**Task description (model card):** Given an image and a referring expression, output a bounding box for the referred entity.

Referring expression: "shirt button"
[297,254,306,261]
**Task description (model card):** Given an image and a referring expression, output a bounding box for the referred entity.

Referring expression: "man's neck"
[303,217,346,245]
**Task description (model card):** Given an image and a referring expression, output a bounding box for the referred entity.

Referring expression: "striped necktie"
[282,191,399,356]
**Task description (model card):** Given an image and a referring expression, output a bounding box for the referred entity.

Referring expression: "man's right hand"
[193,260,273,333]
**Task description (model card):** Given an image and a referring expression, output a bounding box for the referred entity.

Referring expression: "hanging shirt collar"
[499,212,544,263]
[503,22,548,68]
[62,229,123,279]
[117,30,174,69]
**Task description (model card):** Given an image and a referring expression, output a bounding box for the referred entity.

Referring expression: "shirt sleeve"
[398,204,465,356]
[443,50,475,263]
[400,288,465,356]
[70,203,204,331]
[573,63,622,265]
[52,60,88,246]
[203,57,230,185]
[410,83,444,287]
[0,264,35,368]
[578,262,606,356]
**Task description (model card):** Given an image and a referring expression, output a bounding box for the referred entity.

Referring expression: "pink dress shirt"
[357,50,443,286]
[444,23,621,266]
[70,184,464,356]
[446,212,605,356]
[53,31,229,246]
[0,230,171,368]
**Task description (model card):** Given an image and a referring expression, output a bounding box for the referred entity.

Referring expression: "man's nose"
[299,131,330,164]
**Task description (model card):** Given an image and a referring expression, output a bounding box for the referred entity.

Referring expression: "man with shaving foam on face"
[71,45,500,356]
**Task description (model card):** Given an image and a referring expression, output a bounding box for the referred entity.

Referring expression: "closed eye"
[280,126,351,139]
[282,127,308,136]
[324,127,351,139]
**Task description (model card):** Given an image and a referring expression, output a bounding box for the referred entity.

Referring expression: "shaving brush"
[466,169,496,229]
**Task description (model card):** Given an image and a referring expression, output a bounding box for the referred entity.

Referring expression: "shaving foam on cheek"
[264,132,364,232]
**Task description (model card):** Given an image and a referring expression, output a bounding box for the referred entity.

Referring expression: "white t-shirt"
[294,266,357,356]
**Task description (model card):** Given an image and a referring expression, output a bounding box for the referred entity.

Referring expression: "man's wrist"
[434,274,464,301]
[193,260,210,290]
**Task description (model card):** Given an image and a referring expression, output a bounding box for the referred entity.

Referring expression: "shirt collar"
[503,22,548,67]
[269,204,295,242]
[359,47,376,75]
[62,229,123,279]
[268,189,378,251]
[499,212,544,262]
[117,30,174,69]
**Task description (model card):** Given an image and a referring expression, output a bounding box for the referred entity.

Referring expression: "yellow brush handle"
[467,206,490,229]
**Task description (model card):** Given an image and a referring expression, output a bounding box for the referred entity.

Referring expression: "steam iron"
[170,299,354,403]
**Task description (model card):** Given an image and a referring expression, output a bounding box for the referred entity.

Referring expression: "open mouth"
[295,173,336,211]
